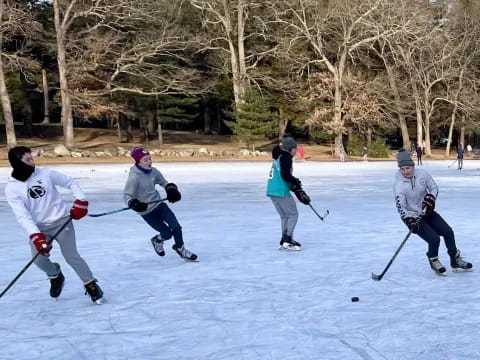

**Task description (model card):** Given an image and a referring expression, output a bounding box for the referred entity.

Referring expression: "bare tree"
[0,0,32,146]
[52,0,134,148]
[0,0,15,146]
[51,0,211,144]
[269,0,399,156]
[187,0,276,112]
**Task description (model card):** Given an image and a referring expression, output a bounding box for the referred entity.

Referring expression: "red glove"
[30,233,52,255]
[70,199,89,220]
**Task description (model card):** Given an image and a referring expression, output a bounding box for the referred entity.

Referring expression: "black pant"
[417,155,422,165]
[417,211,457,258]
[142,202,184,247]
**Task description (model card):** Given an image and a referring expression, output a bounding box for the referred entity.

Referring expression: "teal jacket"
[267,146,293,197]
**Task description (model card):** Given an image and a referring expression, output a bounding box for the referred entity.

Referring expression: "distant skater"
[416,145,423,166]
[457,145,464,170]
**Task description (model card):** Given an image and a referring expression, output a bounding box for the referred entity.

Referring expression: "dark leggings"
[417,211,457,258]
[142,203,183,247]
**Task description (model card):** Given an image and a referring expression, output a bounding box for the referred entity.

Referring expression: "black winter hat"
[8,146,35,181]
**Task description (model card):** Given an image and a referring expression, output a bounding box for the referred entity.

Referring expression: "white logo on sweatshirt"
[28,185,46,199]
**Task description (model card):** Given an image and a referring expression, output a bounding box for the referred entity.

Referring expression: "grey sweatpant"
[269,195,298,237]
[30,216,94,284]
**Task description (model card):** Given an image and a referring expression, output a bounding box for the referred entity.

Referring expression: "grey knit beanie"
[396,149,414,167]
[282,136,297,151]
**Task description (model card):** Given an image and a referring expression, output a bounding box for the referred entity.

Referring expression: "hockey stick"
[308,204,330,221]
[371,230,412,281]
[0,216,73,299]
[88,198,167,217]
[448,159,458,168]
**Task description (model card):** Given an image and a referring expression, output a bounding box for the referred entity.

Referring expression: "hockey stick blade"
[309,204,330,221]
[320,210,330,221]
[371,272,382,281]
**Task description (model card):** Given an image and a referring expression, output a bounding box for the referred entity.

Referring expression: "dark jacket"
[271,145,296,185]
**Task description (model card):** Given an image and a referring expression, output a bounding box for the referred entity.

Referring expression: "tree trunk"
[384,59,410,149]
[367,128,372,148]
[445,105,457,157]
[0,13,16,147]
[146,112,155,140]
[127,118,132,143]
[424,110,432,157]
[41,68,50,124]
[54,0,74,149]
[0,51,16,147]
[412,82,427,155]
[203,101,211,133]
[116,113,122,142]
[459,115,465,147]
[333,71,344,157]
[158,120,163,145]
[216,104,222,133]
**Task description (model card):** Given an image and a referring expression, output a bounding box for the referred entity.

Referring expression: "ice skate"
[172,244,198,261]
[84,280,104,304]
[427,255,446,276]
[49,263,65,299]
[151,235,166,256]
[450,249,473,272]
[279,234,301,251]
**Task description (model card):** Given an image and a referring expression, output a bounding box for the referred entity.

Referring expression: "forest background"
[1,0,480,162]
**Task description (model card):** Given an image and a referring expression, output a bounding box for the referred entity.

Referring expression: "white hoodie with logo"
[5,167,85,235]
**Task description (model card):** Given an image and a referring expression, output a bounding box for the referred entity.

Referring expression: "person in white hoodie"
[4,146,104,303]
[393,149,472,275]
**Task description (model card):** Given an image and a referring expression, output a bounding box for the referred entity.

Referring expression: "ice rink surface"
[0,160,479,360]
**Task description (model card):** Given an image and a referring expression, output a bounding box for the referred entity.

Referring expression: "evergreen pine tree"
[225,89,275,150]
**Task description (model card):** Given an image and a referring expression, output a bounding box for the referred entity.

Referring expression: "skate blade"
[279,245,301,251]
[433,271,447,277]
[94,297,105,305]
[452,268,473,273]
[183,258,199,262]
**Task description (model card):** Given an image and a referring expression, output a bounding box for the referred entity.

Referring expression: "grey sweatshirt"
[394,168,439,219]
[123,165,168,215]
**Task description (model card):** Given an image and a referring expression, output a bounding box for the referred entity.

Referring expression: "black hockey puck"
[351,297,359,302]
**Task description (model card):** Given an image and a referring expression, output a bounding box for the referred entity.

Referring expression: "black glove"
[422,194,436,214]
[289,177,302,192]
[165,183,181,203]
[128,199,148,212]
[294,189,311,205]
[404,217,421,234]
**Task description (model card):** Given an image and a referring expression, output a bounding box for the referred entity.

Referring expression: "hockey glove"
[128,199,148,212]
[294,189,311,205]
[30,233,52,255]
[165,183,181,203]
[404,217,421,234]
[70,199,89,220]
[289,177,302,192]
[422,194,436,214]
